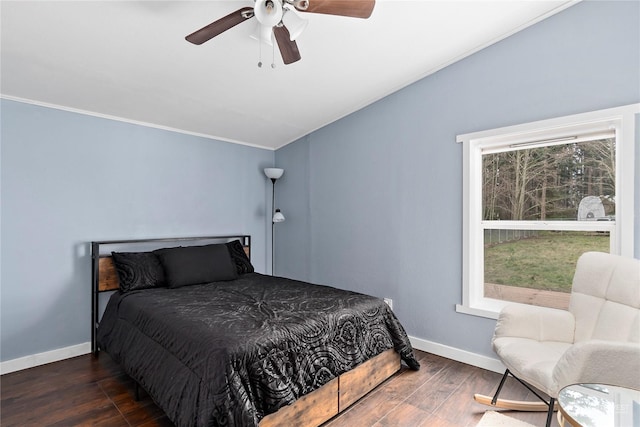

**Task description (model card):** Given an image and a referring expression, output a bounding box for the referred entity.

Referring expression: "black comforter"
[97,273,419,427]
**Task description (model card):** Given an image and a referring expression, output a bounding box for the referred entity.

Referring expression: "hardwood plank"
[1,382,117,427]
[431,365,505,426]
[378,353,449,402]
[137,416,178,427]
[45,405,129,427]
[405,359,478,413]
[1,354,121,395]
[377,401,434,426]
[407,411,466,427]
[98,376,167,424]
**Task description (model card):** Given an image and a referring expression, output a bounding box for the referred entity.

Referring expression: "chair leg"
[545,398,555,427]
[491,369,511,405]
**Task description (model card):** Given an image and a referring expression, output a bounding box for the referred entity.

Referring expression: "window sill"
[457,288,573,320]
[456,304,499,320]
[455,297,511,320]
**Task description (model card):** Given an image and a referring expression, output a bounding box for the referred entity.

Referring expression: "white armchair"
[475,251,640,427]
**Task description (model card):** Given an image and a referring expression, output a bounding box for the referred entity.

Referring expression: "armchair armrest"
[493,303,575,343]
[552,340,640,393]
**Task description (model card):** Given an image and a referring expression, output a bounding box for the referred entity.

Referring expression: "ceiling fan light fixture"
[261,23,274,45]
[250,23,274,46]
[282,8,308,41]
[265,0,275,13]
[254,0,283,28]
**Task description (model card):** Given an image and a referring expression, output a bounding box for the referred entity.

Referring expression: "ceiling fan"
[185,0,375,65]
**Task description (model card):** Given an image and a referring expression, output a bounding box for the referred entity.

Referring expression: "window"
[456,104,638,319]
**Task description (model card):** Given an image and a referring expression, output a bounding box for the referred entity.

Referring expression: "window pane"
[482,139,615,221]
[484,230,610,308]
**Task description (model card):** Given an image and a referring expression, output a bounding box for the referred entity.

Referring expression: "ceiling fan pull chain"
[258,34,263,68]
[271,36,276,68]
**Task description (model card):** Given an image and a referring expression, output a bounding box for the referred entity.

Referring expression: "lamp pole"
[271,178,276,275]
[264,168,284,276]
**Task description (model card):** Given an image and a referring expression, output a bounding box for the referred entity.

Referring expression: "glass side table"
[557,383,640,427]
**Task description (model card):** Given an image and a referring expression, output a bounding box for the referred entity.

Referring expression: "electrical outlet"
[383,298,393,310]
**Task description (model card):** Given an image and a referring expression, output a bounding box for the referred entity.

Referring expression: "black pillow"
[111,251,166,292]
[225,240,254,274]
[154,244,238,288]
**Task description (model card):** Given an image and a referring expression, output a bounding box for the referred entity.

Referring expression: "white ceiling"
[1,0,576,150]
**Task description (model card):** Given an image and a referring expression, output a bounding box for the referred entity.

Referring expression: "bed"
[92,235,420,427]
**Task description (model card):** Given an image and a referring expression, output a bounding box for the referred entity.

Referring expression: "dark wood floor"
[0,350,559,426]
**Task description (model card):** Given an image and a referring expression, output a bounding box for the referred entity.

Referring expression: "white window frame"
[456,104,639,319]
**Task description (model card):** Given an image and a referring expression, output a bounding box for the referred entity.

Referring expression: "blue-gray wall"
[275,0,640,357]
[0,100,274,362]
[2,0,639,365]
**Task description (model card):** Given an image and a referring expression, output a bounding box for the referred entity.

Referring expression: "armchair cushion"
[493,303,576,343]
[570,251,640,342]
[493,337,572,396]
[552,340,640,393]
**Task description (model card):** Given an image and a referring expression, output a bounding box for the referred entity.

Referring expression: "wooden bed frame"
[91,235,401,427]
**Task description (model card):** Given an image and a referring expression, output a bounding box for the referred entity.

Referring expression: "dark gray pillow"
[111,251,166,292]
[225,240,254,274]
[154,244,238,288]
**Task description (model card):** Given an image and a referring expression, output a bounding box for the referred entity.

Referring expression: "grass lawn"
[484,231,610,292]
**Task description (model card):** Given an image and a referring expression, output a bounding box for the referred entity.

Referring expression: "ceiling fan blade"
[186,7,254,45]
[274,25,301,65]
[295,0,375,18]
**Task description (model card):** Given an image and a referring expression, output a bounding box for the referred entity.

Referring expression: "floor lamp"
[264,168,285,275]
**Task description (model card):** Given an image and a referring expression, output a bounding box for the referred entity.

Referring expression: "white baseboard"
[1,342,91,375]
[1,337,503,376]
[409,336,505,374]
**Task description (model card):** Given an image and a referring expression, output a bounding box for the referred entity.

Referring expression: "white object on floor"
[477,411,537,427]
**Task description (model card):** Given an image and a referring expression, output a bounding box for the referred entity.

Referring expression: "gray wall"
[275,0,640,357]
[2,0,638,365]
[0,100,274,362]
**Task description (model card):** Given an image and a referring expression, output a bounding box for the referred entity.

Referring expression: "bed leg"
[134,382,140,401]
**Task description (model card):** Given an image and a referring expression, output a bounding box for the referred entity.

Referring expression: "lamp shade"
[254,0,283,28]
[264,168,284,180]
[282,9,308,41]
[250,23,274,46]
[273,209,285,223]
